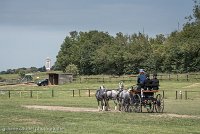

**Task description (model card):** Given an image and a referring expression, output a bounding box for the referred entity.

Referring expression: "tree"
[38,66,46,72]
[18,70,25,79]
[65,64,79,76]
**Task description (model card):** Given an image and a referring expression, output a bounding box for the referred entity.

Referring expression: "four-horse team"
[95,69,164,113]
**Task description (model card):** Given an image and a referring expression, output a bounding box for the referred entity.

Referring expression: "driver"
[136,69,146,90]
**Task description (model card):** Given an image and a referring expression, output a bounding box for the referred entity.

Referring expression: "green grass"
[0,98,200,134]
[0,80,200,133]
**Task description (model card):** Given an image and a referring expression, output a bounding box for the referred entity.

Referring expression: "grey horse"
[105,90,119,110]
[106,82,125,110]
[118,87,134,112]
[95,85,108,111]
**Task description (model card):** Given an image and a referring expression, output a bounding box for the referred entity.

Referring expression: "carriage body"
[130,89,164,113]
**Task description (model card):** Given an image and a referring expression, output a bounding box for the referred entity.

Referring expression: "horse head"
[118,81,124,89]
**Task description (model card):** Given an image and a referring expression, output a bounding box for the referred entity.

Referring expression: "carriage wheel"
[155,94,164,113]
[146,100,154,113]
[131,94,142,113]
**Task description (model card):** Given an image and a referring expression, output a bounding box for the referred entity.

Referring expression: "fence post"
[52,90,54,97]
[180,91,182,99]
[186,74,189,81]
[88,89,90,97]
[177,75,179,81]
[162,90,165,99]
[72,90,74,97]
[30,90,33,98]
[176,91,177,99]
[8,90,11,98]
[79,89,81,97]
[168,74,171,80]
[185,91,187,100]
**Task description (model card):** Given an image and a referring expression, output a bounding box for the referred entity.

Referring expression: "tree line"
[55,1,200,75]
[0,66,47,75]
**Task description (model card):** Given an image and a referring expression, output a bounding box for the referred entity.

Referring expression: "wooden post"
[79,89,81,97]
[72,90,74,97]
[88,89,90,97]
[186,74,189,81]
[52,90,54,97]
[185,91,187,100]
[30,90,33,98]
[177,75,179,81]
[162,90,165,99]
[176,91,177,99]
[168,74,171,80]
[180,91,182,99]
[8,90,11,98]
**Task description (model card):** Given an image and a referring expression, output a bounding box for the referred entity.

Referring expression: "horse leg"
[104,99,108,111]
[121,99,125,111]
[107,101,110,110]
[101,100,104,111]
[113,100,118,111]
[97,100,101,111]
[118,98,123,111]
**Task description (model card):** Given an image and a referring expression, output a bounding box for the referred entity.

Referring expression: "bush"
[65,64,79,76]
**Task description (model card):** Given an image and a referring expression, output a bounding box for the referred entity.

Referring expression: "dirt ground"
[22,105,200,119]
[182,83,200,88]
[150,113,200,119]
[22,105,99,112]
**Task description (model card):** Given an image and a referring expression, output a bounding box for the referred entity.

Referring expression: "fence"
[0,89,97,99]
[0,89,199,100]
[73,74,200,83]
[175,90,200,100]
[1,73,200,86]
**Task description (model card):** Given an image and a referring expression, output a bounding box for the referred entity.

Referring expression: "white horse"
[106,90,119,110]
[118,86,134,112]
[105,82,125,110]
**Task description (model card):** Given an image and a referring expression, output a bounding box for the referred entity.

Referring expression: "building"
[48,73,73,85]
[45,57,51,71]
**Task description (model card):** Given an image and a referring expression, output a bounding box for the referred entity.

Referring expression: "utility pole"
[178,22,180,31]
[142,27,145,35]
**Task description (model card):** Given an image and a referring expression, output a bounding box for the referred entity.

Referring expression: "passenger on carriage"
[143,74,154,98]
[143,74,152,90]
[143,73,160,98]
[151,73,159,90]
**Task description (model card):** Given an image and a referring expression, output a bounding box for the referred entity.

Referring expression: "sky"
[0,0,194,71]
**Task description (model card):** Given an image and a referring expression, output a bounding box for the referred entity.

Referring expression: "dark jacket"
[143,78,152,90]
[151,78,159,90]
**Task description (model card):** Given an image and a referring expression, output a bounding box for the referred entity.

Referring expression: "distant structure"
[48,73,73,85]
[45,57,51,71]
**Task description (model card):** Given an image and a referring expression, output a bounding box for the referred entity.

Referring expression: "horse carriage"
[129,89,164,113]
[95,82,164,113]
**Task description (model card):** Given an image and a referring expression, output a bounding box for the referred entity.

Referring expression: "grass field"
[0,79,200,134]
